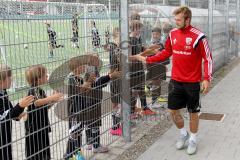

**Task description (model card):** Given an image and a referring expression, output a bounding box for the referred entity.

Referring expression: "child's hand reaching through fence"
[49,92,64,103]
[80,82,92,93]
[19,95,35,108]
[86,73,96,84]
[109,69,121,79]
[129,54,146,63]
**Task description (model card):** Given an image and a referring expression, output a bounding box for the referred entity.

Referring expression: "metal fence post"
[120,0,131,142]
[180,0,186,6]
[108,0,111,16]
[163,0,167,5]
[84,5,88,52]
[225,0,229,63]
[236,0,240,57]
[208,0,213,53]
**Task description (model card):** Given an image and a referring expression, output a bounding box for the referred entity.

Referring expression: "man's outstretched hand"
[129,54,146,63]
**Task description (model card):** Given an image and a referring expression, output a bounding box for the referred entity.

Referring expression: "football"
[24,44,28,49]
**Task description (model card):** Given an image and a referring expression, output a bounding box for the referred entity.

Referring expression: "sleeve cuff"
[204,77,212,82]
[14,104,24,114]
[146,57,152,64]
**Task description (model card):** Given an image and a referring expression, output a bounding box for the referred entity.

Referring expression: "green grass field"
[0,18,119,99]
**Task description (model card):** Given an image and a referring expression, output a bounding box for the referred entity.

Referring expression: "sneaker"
[142,108,156,115]
[158,97,168,102]
[152,103,166,109]
[187,140,197,155]
[150,85,159,92]
[86,144,92,150]
[149,102,162,109]
[110,127,122,136]
[93,145,109,153]
[176,132,189,150]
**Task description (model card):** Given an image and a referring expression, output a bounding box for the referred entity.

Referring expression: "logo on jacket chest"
[186,37,192,45]
[185,37,192,50]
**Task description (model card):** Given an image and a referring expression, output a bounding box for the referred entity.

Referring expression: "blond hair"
[173,6,192,20]
[25,64,47,86]
[112,27,120,39]
[0,64,11,81]
[69,57,81,72]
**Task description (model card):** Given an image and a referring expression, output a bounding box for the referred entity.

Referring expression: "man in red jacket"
[130,6,212,155]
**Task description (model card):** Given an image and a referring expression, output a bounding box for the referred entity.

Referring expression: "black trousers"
[25,129,51,160]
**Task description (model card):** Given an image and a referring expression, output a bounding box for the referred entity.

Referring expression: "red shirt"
[146,25,213,82]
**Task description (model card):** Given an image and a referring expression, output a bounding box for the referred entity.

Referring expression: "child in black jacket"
[65,59,90,159]
[0,64,34,160]
[25,64,63,160]
[83,66,120,153]
[108,27,122,136]
[129,20,156,116]
[140,27,170,105]
[66,66,120,155]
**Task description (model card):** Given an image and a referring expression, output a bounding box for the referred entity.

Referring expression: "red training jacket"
[146,25,213,82]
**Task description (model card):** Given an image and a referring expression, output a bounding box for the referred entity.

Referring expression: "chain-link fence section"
[1,0,121,159]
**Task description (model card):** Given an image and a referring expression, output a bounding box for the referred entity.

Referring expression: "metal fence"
[0,0,239,159]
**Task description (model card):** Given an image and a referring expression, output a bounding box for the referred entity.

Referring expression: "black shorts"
[168,80,201,113]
